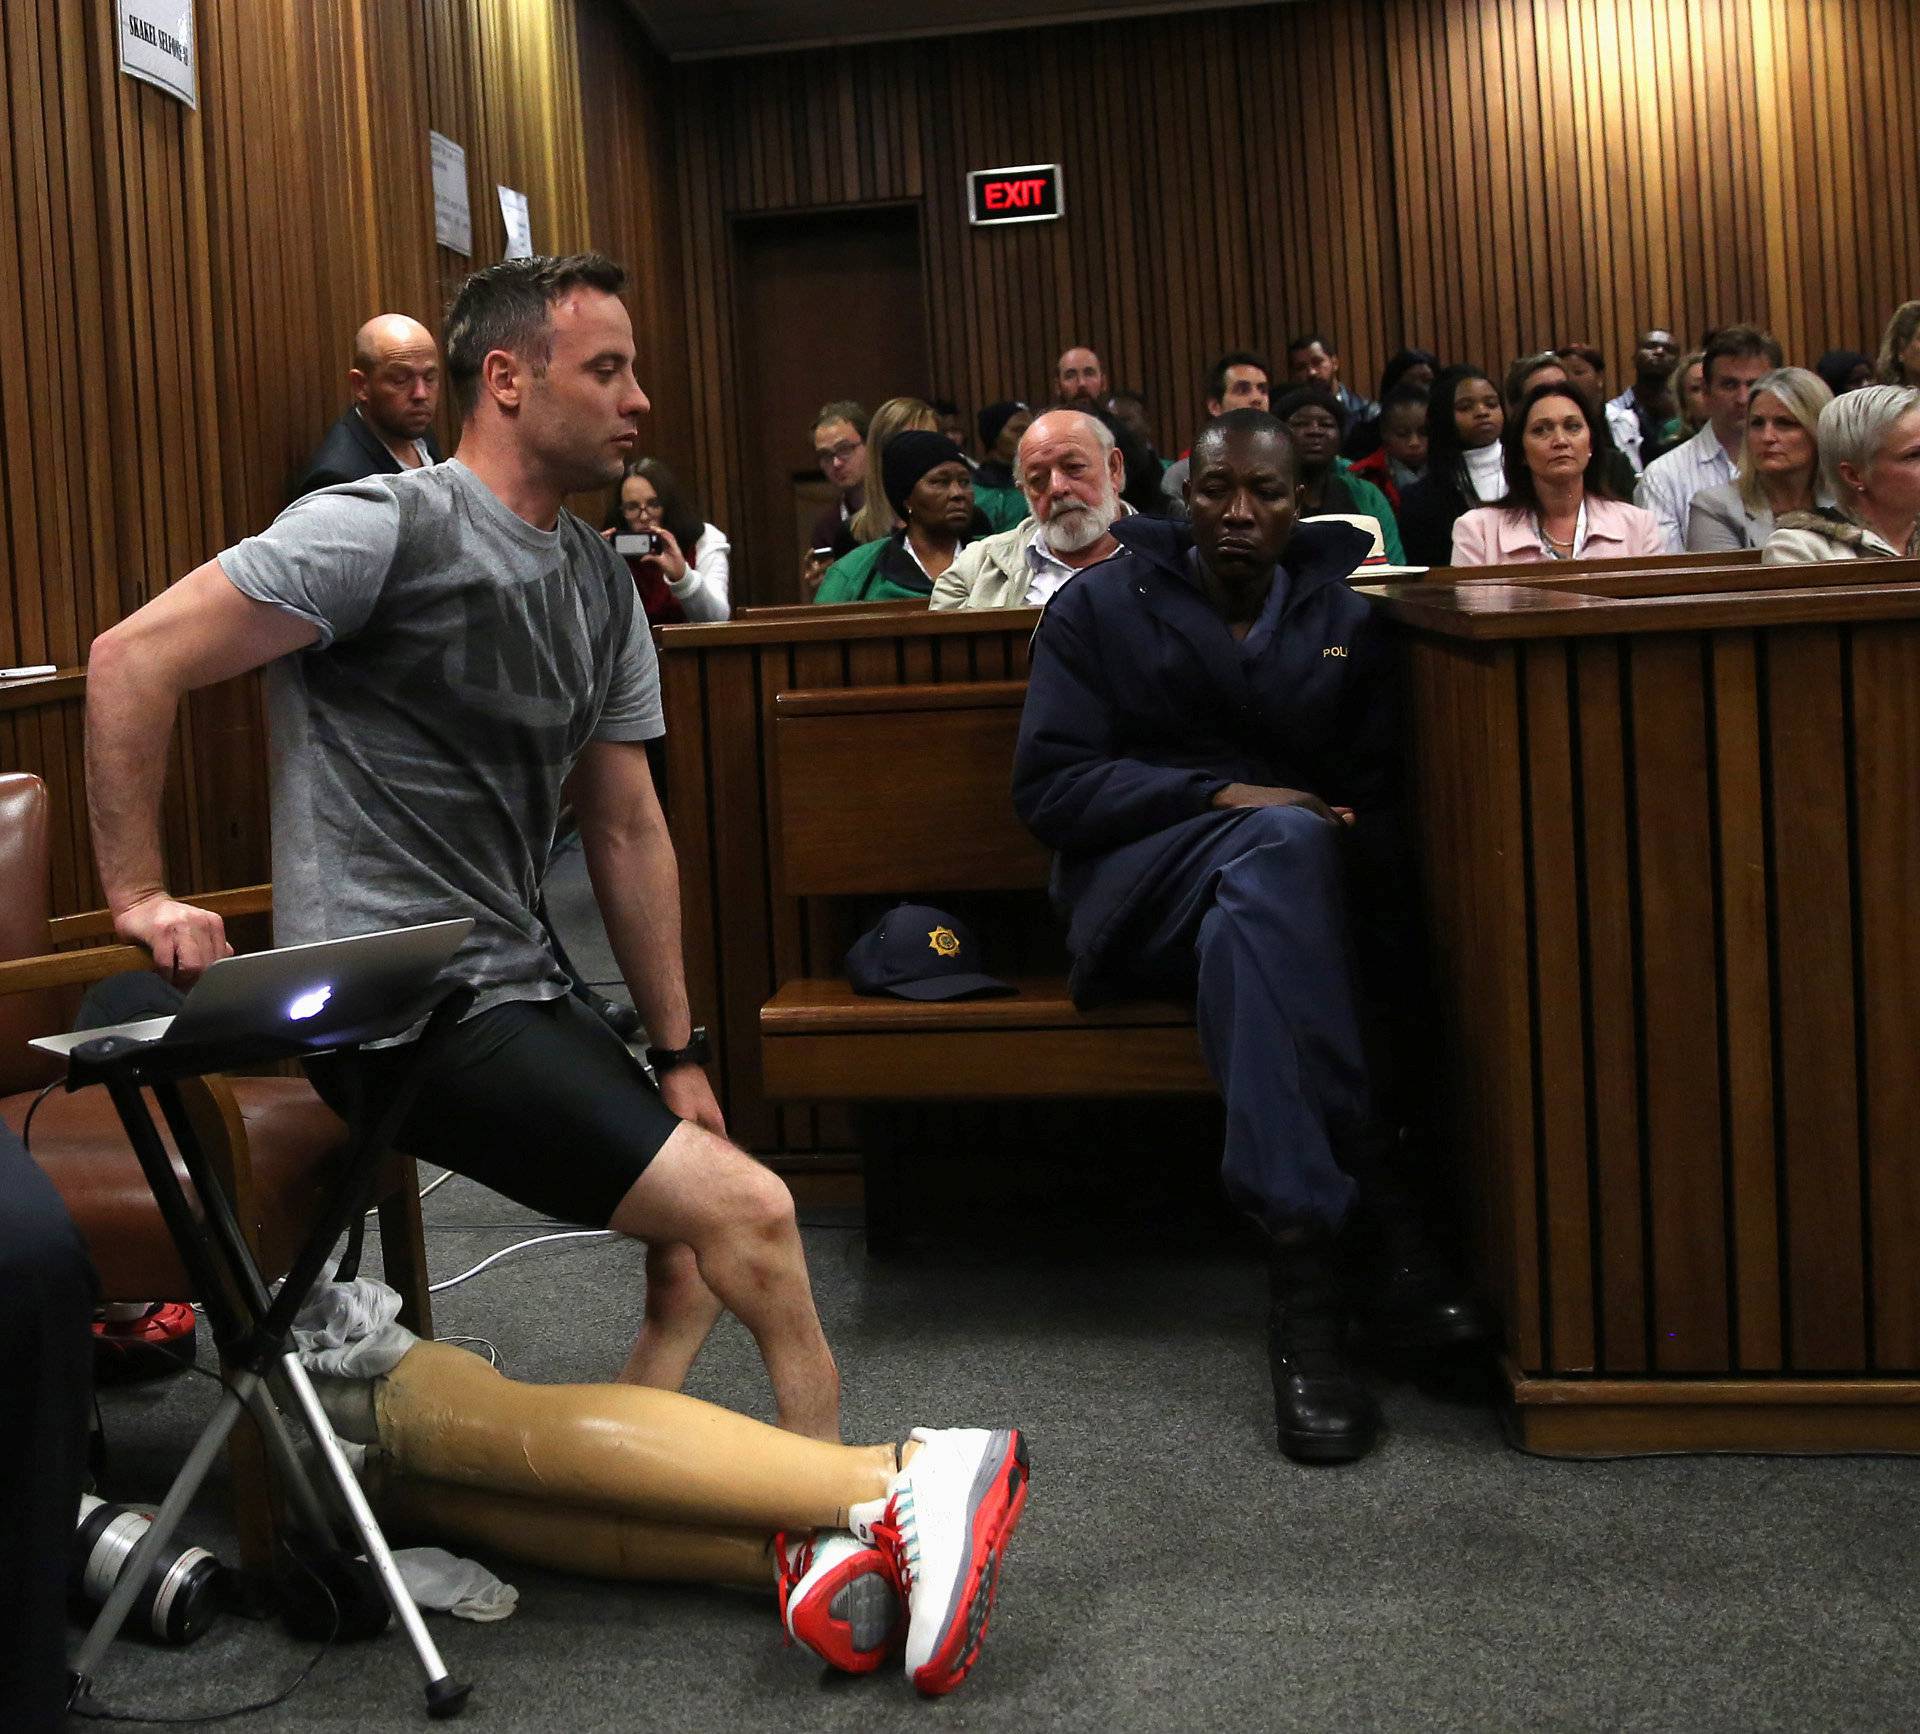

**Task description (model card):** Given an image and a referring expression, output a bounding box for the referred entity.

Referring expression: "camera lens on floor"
[73,1494,223,1645]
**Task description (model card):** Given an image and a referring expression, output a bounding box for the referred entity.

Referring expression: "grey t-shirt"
[220,459,663,1020]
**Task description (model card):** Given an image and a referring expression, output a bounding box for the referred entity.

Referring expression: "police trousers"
[1122,803,1371,1235]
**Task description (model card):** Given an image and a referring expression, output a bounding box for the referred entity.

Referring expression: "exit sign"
[967,163,1064,227]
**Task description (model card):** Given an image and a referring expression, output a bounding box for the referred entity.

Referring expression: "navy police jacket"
[1011,514,1398,1002]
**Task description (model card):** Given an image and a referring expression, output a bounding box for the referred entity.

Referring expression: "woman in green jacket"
[816,394,1026,603]
[816,432,977,603]
[1274,385,1409,565]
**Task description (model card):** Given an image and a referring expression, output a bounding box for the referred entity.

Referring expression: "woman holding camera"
[607,459,732,623]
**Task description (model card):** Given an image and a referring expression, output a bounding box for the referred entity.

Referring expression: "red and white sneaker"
[92,1302,197,1383]
[775,1531,902,1673]
[848,1426,1030,1696]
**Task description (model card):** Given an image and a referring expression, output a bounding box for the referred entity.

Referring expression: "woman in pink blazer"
[1451,381,1668,566]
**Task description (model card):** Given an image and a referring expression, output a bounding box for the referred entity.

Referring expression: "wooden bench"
[755,680,1210,1245]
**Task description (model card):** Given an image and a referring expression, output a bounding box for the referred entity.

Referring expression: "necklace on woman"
[1535,498,1586,561]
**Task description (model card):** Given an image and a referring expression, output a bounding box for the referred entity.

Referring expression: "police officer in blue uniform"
[1013,408,1490,1463]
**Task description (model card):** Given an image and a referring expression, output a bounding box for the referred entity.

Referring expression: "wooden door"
[729,205,930,604]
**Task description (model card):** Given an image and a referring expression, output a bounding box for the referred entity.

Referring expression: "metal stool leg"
[276,1352,471,1719]
[250,1374,349,1542]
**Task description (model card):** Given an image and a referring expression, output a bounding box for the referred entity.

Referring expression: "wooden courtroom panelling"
[672,0,1920,597]
[1402,639,1542,1368]
[670,5,1396,577]
[1709,633,1783,1372]
[763,1027,1210,1105]
[1763,628,1866,1372]
[1384,0,1920,394]
[1379,563,1920,1450]
[0,0,689,914]
[576,0,694,453]
[1517,643,1594,1373]
[657,608,1037,1157]
[771,685,1049,896]
[1572,640,1647,1374]
[1852,624,1920,1371]
[1627,636,1728,1373]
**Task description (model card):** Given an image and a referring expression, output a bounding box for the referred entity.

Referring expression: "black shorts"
[307,993,680,1227]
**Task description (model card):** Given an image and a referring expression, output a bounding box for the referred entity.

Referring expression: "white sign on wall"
[117,0,197,108]
[430,132,472,256]
[497,186,532,260]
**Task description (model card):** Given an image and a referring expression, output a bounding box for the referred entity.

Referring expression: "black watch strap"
[645,1026,710,1073]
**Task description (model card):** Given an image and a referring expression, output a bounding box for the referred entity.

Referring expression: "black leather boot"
[1347,1140,1498,1353]
[1268,1237,1381,1464]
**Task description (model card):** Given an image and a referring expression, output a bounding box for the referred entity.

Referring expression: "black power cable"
[19,1075,62,1152]
[71,1542,338,1725]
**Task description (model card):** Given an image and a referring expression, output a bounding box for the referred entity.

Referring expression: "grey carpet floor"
[69,843,1920,1731]
[79,1193,1920,1732]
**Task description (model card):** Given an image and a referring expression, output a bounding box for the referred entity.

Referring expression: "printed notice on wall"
[497,186,532,260]
[118,0,196,108]
[431,132,472,256]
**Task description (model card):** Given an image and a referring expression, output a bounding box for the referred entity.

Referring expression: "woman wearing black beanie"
[816,431,976,602]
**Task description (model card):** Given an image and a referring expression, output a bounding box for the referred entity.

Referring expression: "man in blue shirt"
[1014,410,1489,1464]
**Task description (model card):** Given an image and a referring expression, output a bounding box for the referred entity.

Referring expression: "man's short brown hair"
[444,253,626,418]
[1702,323,1784,387]
[813,400,869,439]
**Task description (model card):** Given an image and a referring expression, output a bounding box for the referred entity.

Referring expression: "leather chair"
[0,771,433,1559]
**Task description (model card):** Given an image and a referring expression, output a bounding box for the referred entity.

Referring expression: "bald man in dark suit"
[294,314,445,498]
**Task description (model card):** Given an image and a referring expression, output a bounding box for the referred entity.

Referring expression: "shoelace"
[771,1531,809,1643]
[867,1491,920,1594]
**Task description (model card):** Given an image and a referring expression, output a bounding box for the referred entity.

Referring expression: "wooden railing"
[1366,554,1920,1453]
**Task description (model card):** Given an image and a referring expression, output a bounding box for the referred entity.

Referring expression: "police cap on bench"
[845,904,1014,1001]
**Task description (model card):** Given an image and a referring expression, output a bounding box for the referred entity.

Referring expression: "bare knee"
[694,1155,801,1303]
[724,1157,799,1248]
[613,1124,797,1254]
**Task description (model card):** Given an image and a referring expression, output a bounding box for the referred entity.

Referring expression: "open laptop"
[31,919,474,1059]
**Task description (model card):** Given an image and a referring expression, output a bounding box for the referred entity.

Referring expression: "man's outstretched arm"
[86,559,319,981]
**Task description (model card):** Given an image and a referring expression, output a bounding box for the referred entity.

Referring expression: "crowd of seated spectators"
[284,292,1920,628]
[798,299,1920,607]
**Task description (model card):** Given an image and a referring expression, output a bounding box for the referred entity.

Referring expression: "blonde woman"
[1646,349,1706,462]
[1765,384,1920,562]
[1686,367,1832,551]
[849,396,939,543]
[1874,300,1920,386]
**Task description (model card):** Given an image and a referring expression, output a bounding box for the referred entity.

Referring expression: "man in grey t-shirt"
[84,255,843,1442]
[220,457,660,1013]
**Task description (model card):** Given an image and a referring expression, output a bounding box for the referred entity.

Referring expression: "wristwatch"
[645,1027,710,1075]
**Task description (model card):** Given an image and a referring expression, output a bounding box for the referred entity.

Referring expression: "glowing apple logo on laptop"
[287,984,333,1022]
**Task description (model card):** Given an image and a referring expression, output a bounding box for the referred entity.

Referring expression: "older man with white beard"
[929,409,1127,610]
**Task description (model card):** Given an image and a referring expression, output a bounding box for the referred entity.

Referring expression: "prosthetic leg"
[312,1339,1030,1695]
[322,1337,900,1538]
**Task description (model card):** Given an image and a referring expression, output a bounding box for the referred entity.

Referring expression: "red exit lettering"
[983,177,1048,211]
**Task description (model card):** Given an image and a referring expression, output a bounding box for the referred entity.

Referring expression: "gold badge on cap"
[927,926,961,958]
